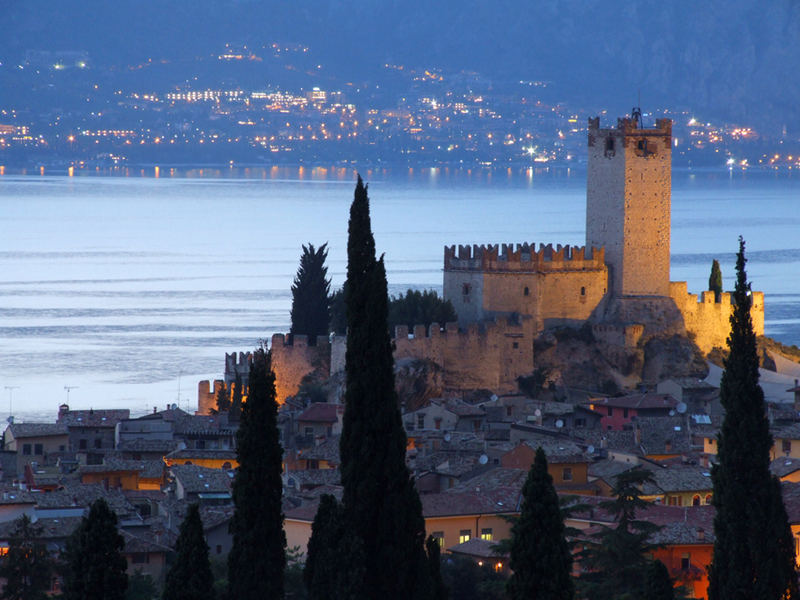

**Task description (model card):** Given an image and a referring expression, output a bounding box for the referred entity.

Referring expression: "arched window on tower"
[523,286,529,296]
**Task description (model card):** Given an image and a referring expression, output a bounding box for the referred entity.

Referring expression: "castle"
[198,111,764,413]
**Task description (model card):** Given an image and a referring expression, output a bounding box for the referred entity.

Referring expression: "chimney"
[58,404,69,420]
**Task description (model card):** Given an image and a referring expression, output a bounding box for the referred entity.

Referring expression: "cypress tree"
[163,504,214,600]
[709,259,723,302]
[708,237,798,600]
[227,347,286,599]
[304,494,364,600]
[507,447,574,600]
[338,175,431,598]
[290,243,331,343]
[645,560,675,600]
[0,515,53,600]
[61,498,128,600]
[215,382,230,413]
[426,535,447,600]
[229,372,242,423]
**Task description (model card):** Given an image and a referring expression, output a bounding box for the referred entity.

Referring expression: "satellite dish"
[490,394,498,402]
[443,432,452,442]
[479,454,489,465]
[669,409,676,416]
[587,445,595,455]
[555,419,564,429]
[534,409,542,417]
[676,402,688,414]
[171,403,179,410]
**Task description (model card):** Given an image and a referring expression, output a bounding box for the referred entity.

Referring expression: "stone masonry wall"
[669,281,765,354]
[586,117,672,297]
[270,334,331,404]
[393,318,534,394]
[444,243,607,333]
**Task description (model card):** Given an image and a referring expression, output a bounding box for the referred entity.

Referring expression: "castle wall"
[393,318,534,394]
[197,380,224,416]
[443,243,607,333]
[669,281,765,354]
[270,334,331,404]
[587,117,672,297]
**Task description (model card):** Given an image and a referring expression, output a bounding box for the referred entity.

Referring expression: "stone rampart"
[445,243,605,273]
[197,380,225,416]
[393,318,534,394]
[669,281,765,354]
[270,334,331,404]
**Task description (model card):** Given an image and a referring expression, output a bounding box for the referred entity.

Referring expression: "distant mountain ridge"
[5,0,799,135]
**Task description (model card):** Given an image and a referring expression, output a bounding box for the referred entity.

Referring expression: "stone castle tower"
[586,113,672,297]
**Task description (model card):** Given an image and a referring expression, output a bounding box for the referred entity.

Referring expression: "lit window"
[432,532,444,548]
[459,530,471,544]
[480,528,493,541]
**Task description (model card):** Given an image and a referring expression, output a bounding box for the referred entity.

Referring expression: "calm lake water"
[1,165,799,419]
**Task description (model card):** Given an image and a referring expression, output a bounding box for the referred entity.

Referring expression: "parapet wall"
[197,380,225,416]
[270,334,331,404]
[393,318,534,394]
[444,243,605,273]
[669,281,765,354]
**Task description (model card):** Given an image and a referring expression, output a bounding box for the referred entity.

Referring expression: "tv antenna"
[4,386,18,419]
[64,385,78,403]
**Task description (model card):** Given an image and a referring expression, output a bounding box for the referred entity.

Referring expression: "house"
[447,538,508,573]
[0,486,36,523]
[168,465,232,504]
[164,448,238,470]
[500,440,595,494]
[586,393,678,431]
[404,401,459,433]
[120,529,172,582]
[2,422,69,478]
[79,458,165,491]
[657,378,720,416]
[771,457,800,482]
[57,405,130,463]
[296,403,344,442]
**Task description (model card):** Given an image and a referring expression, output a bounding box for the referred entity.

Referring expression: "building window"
[705,494,713,504]
[506,406,513,417]
[783,439,792,454]
[196,439,206,450]
[574,418,586,428]
[480,528,493,541]
[417,414,425,430]
[605,137,615,153]
[432,532,445,547]
[462,283,471,296]
[580,286,586,296]
[132,553,149,564]
[216,545,222,555]
[22,444,31,455]
[607,407,613,416]
[222,462,232,470]
[668,496,682,506]
[523,286,529,296]
[562,467,573,481]
[59,445,65,452]
[34,443,43,455]
[304,427,314,437]
[434,418,442,430]
[681,553,690,571]
[512,342,519,349]
[623,408,629,419]
[79,439,87,450]
[459,530,471,544]
[94,439,102,449]
[692,495,701,506]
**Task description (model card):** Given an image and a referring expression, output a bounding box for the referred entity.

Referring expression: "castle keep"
[198,111,765,412]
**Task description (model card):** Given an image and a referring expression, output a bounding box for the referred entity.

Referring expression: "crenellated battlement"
[270,333,331,349]
[444,243,605,272]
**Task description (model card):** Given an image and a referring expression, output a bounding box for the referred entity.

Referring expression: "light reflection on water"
[1,166,799,418]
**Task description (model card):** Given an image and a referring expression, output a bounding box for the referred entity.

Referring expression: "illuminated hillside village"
[3,112,800,598]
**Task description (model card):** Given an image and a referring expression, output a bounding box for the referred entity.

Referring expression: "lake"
[1,165,799,419]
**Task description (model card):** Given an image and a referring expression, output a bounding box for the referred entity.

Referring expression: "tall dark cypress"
[163,504,214,600]
[644,560,675,600]
[290,243,331,342]
[709,259,723,302]
[708,237,798,600]
[338,175,431,598]
[507,447,574,600]
[61,499,128,600]
[227,347,286,599]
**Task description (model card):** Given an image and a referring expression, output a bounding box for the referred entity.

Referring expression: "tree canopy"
[290,242,331,342]
[388,289,457,335]
[708,237,798,600]
[61,498,128,600]
[163,504,214,600]
[227,347,286,599]
[0,515,53,600]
